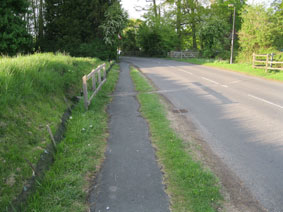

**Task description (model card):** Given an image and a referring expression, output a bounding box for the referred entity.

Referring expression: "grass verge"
[0,53,113,210]
[23,64,119,211]
[171,58,283,82]
[130,67,223,212]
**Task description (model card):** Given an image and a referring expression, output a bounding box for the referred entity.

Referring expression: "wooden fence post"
[82,75,88,110]
[252,53,255,69]
[265,54,269,73]
[24,158,37,176]
[98,69,101,85]
[271,53,274,68]
[46,125,57,152]
[82,63,109,111]
[103,66,106,80]
[92,72,96,91]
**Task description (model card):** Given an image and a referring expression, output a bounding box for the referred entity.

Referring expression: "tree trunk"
[38,0,44,49]
[153,0,158,21]
[191,8,197,49]
[31,0,38,37]
[176,0,182,50]
[192,22,197,49]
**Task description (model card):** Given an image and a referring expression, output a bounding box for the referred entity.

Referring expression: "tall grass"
[24,64,119,211]
[0,53,105,210]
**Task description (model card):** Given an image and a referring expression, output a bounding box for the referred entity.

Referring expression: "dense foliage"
[1,0,283,60]
[0,0,32,55]
[122,0,283,61]
[237,2,283,62]
[238,5,275,61]
[0,0,127,59]
[198,16,230,58]
[137,22,178,56]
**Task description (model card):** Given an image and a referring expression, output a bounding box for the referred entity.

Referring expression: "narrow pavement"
[89,62,170,212]
[123,57,283,212]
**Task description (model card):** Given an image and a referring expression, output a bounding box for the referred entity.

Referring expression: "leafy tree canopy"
[0,0,32,55]
[238,5,277,62]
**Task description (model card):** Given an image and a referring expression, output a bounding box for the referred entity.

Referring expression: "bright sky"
[121,0,274,19]
[121,0,147,19]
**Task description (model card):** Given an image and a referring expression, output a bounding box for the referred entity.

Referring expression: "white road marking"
[201,77,220,85]
[167,64,231,88]
[229,80,242,84]
[179,69,193,75]
[248,94,283,109]
[169,66,194,75]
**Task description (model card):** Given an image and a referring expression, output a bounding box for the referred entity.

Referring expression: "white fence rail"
[168,51,199,59]
[82,63,106,110]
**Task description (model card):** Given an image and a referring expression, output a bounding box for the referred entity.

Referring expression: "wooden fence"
[252,53,283,72]
[82,63,106,110]
[168,50,199,59]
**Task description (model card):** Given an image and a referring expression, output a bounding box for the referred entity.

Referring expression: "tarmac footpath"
[89,62,170,212]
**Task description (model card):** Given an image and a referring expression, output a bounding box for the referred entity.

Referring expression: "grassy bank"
[0,53,113,210]
[130,67,222,212]
[171,58,283,82]
[24,64,119,211]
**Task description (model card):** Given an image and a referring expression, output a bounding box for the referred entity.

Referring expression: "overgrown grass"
[24,64,119,211]
[130,67,223,212]
[171,58,283,82]
[0,53,112,210]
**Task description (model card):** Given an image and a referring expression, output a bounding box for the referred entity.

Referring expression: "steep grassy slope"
[0,53,107,209]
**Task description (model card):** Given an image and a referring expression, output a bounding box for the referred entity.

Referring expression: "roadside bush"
[75,39,116,60]
[137,23,178,57]
[237,5,277,62]
[198,16,230,59]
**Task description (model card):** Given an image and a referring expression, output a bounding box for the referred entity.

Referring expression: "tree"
[271,0,283,50]
[164,0,182,50]
[182,0,203,49]
[100,2,128,48]
[238,5,276,62]
[137,20,178,56]
[163,0,204,50]
[43,0,120,58]
[121,19,142,54]
[0,0,32,55]
[198,15,230,58]
[204,0,246,59]
[26,0,44,49]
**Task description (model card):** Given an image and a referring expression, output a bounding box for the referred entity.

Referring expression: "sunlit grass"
[172,58,283,82]
[24,64,119,211]
[0,53,112,210]
[130,67,223,212]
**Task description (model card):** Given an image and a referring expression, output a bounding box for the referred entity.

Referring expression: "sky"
[120,0,274,19]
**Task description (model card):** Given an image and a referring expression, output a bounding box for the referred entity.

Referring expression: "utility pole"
[229,4,236,64]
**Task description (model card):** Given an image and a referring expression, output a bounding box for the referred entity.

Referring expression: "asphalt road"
[123,57,283,212]
[90,62,170,212]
